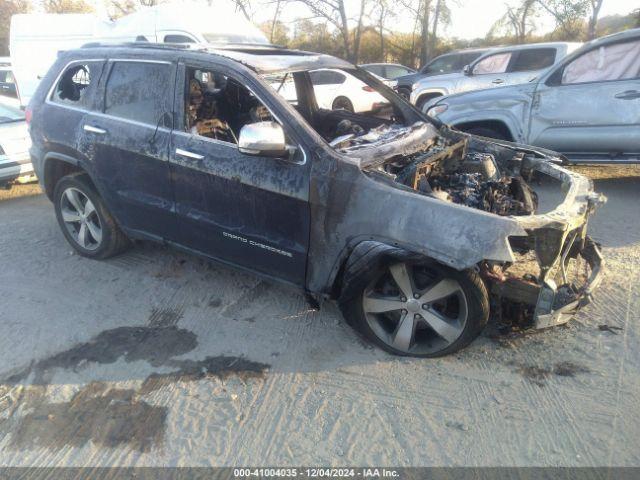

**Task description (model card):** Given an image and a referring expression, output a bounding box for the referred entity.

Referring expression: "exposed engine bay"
[334,122,539,217]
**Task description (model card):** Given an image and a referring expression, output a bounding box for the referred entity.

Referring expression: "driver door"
[168,61,311,285]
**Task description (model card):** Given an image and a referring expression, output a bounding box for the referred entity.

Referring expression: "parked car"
[360,63,416,84]
[276,68,389,112]
[28,43,603,357]
[0,102,33,188]
[0,62,18,101]
[427,28,640,164]
[394,48,491,99]
[410,42,582,110]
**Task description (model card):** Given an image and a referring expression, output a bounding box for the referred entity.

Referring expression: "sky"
[251,0,637,40]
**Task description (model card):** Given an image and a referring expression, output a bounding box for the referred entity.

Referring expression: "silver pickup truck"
[426,28,640,164]
[410,42,581,111]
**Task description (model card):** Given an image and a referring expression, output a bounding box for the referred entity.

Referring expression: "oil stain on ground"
[1,323,270,453]
[512,361,591,387]
[139,356,270,394]
[4,325,198,385]
[9,382,166,452]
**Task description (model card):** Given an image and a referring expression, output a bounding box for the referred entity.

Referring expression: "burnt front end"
[349,124,605,331]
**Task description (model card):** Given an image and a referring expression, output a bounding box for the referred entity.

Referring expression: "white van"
[10,2,269,106]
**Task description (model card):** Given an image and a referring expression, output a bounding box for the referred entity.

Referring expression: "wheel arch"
[330,240,457,304]
[413,89,446,108]
[453,119,516,141]
[42,153,91,200]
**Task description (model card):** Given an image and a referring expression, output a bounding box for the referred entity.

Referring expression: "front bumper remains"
[533,236,603,329]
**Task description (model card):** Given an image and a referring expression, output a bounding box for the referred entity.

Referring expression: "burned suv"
[28,43,604,357]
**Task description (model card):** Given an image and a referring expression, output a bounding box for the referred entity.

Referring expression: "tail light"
[362,86,375,92]
[25,107,32,125]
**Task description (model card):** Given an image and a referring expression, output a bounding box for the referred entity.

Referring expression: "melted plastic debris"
[334,122,429,152]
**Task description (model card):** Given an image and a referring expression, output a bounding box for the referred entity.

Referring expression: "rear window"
[0,70,15,83]
[510,48,556,72]
[364,65,384,77]
[384,65,412,79]
[104,61,173,126]
[51,62,103,109]
[164,34,195,43]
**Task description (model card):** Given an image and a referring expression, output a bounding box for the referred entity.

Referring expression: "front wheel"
[54,173,130,259]
[341,261,489,357]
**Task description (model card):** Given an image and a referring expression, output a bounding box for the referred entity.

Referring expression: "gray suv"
[394,48,491,100]
[410,42,581,110]
[428,29,640,164]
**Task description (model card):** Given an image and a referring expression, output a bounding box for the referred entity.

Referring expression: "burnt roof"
[79,42,353,74]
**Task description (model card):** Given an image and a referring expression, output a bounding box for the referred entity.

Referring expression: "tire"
[464,126,508,141]
[332,96,354,112]
[340,259,489,357]
[53,173,130,259]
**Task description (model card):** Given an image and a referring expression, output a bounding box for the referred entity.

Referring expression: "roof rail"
[80,41,282,51]
[81,42,194,50]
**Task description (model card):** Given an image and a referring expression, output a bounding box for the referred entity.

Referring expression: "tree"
[536,0,589,39]
[586,0,604,39]
[498,0,538,43]
[44,0,94,13]
[0,0,30,55]
[296,0,352,60]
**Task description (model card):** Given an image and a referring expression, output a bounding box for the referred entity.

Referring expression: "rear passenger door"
[81,59,177,238]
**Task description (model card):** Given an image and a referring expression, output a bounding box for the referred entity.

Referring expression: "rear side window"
[310,70,346,85]
[510,48,556,72]
[104,61,172,126]
[51,62,102,109]
[164,34,195,43]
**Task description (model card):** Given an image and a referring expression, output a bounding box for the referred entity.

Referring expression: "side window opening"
[510,48,556,72]
[52,62,100,107]
[185,67,275,145]
[104,61,172,126]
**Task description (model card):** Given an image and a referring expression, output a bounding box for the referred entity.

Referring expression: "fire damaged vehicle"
[27,43,605,357]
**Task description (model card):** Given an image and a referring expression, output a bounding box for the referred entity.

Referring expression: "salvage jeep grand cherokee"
[27,43,605,357]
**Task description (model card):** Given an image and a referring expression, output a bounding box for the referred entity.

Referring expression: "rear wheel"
[342,260,489,357]
[332,96,354,112]
[54,173,130,259]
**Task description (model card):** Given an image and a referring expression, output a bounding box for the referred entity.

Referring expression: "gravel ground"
[0,166,638,467]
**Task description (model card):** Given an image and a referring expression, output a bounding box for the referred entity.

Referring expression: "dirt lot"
[0,165,639,467]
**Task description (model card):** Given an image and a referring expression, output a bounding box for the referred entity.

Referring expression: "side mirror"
[463,64,472,76]
[238,121,287,158]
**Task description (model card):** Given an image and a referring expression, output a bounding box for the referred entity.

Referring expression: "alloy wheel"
[362,262,468,355]
[59,187,103,251]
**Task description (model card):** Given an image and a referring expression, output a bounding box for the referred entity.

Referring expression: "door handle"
[614,90,640,100]
[175,148,204,160]
[83,125,106,134]
[492,79,505,84]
